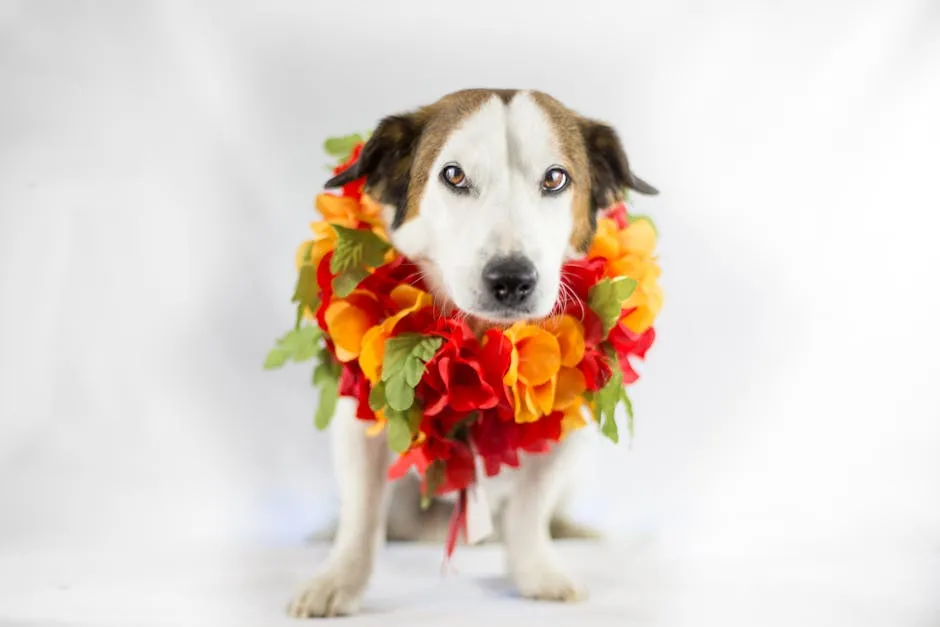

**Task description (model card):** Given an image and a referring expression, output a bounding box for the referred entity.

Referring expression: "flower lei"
[266,134,663,556]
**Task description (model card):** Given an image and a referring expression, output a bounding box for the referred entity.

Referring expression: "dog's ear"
[579,119,658,212]
[325,113,425,228]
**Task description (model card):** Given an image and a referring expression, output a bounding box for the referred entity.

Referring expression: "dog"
[288,88,657,618]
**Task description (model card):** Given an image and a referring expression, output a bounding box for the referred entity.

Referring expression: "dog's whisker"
[557,276,580,318]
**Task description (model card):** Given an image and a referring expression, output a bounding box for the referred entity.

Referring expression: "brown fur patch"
[401,89,518,224]
[529,91,595,252]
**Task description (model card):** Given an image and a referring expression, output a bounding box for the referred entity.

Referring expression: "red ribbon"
[443,487,468,568]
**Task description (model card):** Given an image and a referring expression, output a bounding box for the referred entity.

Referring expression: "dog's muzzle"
[482,255,538,308]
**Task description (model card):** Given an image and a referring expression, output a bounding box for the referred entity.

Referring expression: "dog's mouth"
[464,305,539,326]
[431,293,542,329]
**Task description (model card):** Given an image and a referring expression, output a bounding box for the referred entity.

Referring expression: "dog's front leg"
[503,429,587,602]
[288,398,390,618]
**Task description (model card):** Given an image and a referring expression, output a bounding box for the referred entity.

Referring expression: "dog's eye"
[542,167,570,194]
[441,164,470,190]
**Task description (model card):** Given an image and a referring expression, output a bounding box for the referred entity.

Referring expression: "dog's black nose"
[483,256,538,307]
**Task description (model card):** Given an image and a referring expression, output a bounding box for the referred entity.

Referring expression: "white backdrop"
[1,0,939,606]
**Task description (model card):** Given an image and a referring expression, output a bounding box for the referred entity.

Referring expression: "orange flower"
[504,315,588,424]
[317,193,369,226]
[588,216,663,334]
[553,366,586,411]
[504,324,560,423]
[358,284,433,383]
[316,191,386,234]
[324,290,382,362]
[357,193,386,230]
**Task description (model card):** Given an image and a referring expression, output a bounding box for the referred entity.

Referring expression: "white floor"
[1,539,937,627]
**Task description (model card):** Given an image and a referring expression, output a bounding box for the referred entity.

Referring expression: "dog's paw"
[513,567,586,603]
[287,568,368,619]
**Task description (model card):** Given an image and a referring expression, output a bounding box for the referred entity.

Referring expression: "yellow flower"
[588,217,663,334]
[560,402,588,438]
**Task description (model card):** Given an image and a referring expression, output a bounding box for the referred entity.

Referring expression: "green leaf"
[328,226,391,297]
[293,340,317,362]
[331,266,370,298]
[621,387,635,440]
[264,326,322,369]
[601,411,620,443]
[591,348,624,444]
[292,264,320,329]
[368,381,387,412]
[323,134,363,160]
[407,407,422,433]
[421,460,446,509]
[379,333,442,413]
[314,381,338,430]
[403,355,425,387]
[330,225,391,274]
[612,276,638,302]
[314,344,337,376]
[411,338,441,362]
[387,413,413,453]
[263,348,291,370]
[312,351,341,431]
[384,374,415,412]
[588,276,638,335]
[312,361,333,386]
[382,334,443,380]
[381,334,423,378]
[590,346,639,445]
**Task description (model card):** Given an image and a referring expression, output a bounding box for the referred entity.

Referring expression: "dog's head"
[325,89,657,324]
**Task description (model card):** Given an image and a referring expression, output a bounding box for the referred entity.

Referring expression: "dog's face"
[326,89,657,323]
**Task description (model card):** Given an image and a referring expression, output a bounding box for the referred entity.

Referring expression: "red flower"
[578,346,613,391]
[315,252,335,331]
[386,322,519,495]
[606,201,629,228]
[417,319,505,417]
[438,442,476,493]
[560,257,606,306]
[608,322,656,384]
[333,143,366,199]
[388,445,432,481]
[478,329,515,420]
[471,409,563,477]
[386,433,477,495]
[338,360,375,421]
[359,256,425,299]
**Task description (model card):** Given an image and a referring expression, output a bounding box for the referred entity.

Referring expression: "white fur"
[288,398,391,617]
[394,92,574,322]
[289,92,587,617]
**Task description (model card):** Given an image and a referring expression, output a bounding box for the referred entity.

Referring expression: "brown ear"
[579,120,658,212]
[325,113,425,228]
